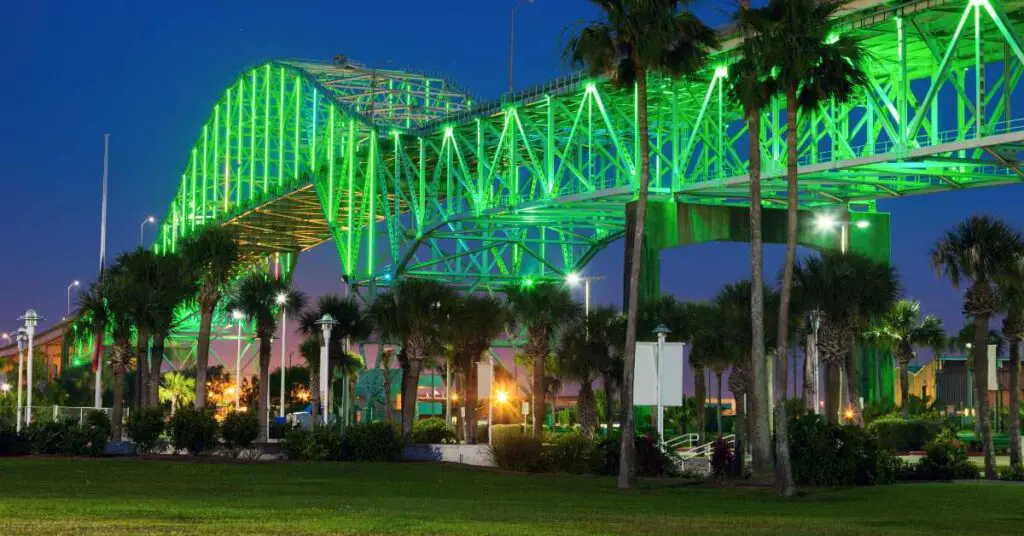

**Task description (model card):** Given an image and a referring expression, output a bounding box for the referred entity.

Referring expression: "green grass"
[0,459,1020,535]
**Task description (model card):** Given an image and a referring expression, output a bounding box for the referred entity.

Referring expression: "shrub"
[82,411,111,457]
[868,415,943,452]
[126,408,166,454]
[591,432,678,477]
[26,421,69,455]
[283,424,343,461]
[710,436,735,478]
[490,434,548,472]
[0,425,31,457]
[168,407,218,456]
[341,422,403,462]
[412,418,457,445]
[908,434,979,481]
[998,465,1024,482]
[548,433,596,474]
[84,410,112,436]
[221,411,259,457]
[491,424,525,444]
[788,414,897,486]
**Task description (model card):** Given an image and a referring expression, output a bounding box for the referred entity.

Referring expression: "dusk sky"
[2,0,1023,369]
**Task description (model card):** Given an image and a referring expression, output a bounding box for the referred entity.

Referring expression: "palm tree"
[298,337,322,420]
[114,249,158,408]
[180,227,241,409]
[101,256,148,440]
[730,2,779,482]
[793,250,901,427]
[146,252,196,408]
[565,0,716,490]
[159,372,196,416]
[557,307,619,438]
[298,295,373,423]
[445,294,507,444]
[224,273,305,441]
[870,300,945,419]
[505,282,582,438]
[71,284,109,408]
[932,215,1024,479]
[743,0,868,495]
[997,262,1024,468]
[370,279,456,443]
[377,347,397,424]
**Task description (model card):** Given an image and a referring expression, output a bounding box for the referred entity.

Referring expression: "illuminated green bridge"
[155,0,1024,296]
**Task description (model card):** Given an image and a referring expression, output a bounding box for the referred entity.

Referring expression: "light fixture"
[0,383,10,393]
[495,390,509,404]
[814,214,837,231]
[275,293,287,305]
[232,310,244,320]
[855,220,870,229]
[566,272,581,286]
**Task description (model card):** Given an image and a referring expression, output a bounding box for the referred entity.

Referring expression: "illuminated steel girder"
[155,0,1024,292]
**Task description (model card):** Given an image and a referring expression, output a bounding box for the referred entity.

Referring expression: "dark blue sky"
[1,0,1021,359]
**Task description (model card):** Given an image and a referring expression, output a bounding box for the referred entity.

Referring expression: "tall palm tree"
[159,372,196,416]
[298,337,322,421]
[744,0,868,496]
[377,347,397,425]
[71,284,109,408]
[101,256,148,440]
[505,282,582,438]
[932,215,1024,479]
[730,2,779,482]
[147,252,196,408]
[870,300,945,418]
[997,262,1024,468]
[369,279,457,443]
[114,249,158,408]
[445,294,507,444]
[299,294,373,423]
[565,0,717,489]
[224,273,305,441]
[557,307,618,438]
[180,227,241,409]
[793,250,901,427]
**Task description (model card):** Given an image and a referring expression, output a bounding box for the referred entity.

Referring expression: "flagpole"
[94,134,109,409]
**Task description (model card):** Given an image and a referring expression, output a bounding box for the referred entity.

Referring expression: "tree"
[298,338,322,421]
[159,372,196,416]
[114,249,158,408]
[224,273,305,441]
[565,0,716,490]
[932,215,1024,479]
[792,250,901,427]
[743,0,869,496]
[445,294,507,444]
[369,279,457,443]
[298,295,372,423]
[100,255,150,440]
[146,252,196,408]
[870,300,945,418]
[997,262,1024,468]
[70,284,110,410]
[730,1,780,483]
[180,227,241,410]
[505,282,582,439]
[557,307,619,438]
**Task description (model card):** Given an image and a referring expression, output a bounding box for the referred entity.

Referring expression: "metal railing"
[664,433,700,451]
[0,406,124,428]
[679,434,735,461]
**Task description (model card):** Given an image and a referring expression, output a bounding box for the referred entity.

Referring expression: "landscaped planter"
[403,443,494,467]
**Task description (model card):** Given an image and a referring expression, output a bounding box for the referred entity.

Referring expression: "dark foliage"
[126,408,166,454]
[168,408,218,456]
[221,411,259,456]
[411,418,457,445]
[788,414,898,486]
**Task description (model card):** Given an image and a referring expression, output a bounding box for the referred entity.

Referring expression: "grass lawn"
[0,459,1021,535]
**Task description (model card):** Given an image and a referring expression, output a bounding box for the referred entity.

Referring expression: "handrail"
[664,433,700,450]
[679,434,735,461]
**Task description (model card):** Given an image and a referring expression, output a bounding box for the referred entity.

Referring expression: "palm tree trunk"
[399,357,410,428]
[383,362,393,425]
[533,352,545,438]
[619,69,651,490]
[310,372,320,423]
[135,328,148,408]
[150,333,164,408]
[716,371,723,434]
[603,374,615,435]
[467,362,479,444]
[733,389,746,477]
[973,314,997,479]
[773,88,800,497]
[694,364,706,441]
[900,358,911,419]
[804,333,816,413]
[826,362,841,424]
[111,367,125,441]
[1009,337,1021,467]
[195,307,214,409]
[844,337,864,426]
[402,358,423,444]
[747,104,773,482]
[578,381,597,438]
[258,335,272,442]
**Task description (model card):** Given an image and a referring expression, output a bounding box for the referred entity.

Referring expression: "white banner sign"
[633,342,684,407]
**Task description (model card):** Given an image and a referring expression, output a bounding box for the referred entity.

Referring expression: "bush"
[126,408,166,454]
[591,432,678,477]
[907,434,979,481]
[282,424,343,461]
[998,465,1024,482]
[26,421,71,455]
[0,425,31,457]
[868,415,943,452]
[341,422,404,462]
[710,436,735,478]
[491,434,548,472]
[82,411,110,457]
[491,424,525,443]
[548,433,596,474]
[788,414,897,486]
[168,407,218,456]
[221,411,259,457]
[412,418,457,445]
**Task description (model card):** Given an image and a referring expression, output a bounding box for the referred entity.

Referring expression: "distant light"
[72,280,80,287]
[444,126,454,137]
[232,310,244,320]
[147,216,156,223]
[0,383,10,393]
[843,408,855,421]
[714,65,728,78]
[275,293,287,305]
[815,214,837,231]
[450,392,460,403]
[566,272,581,286]
[522,278,534,288]
[382,272,392,281]
[495,390,509,404]
[855,220,870,229]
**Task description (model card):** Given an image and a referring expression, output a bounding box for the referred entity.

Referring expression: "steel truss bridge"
[153,0,1024,297]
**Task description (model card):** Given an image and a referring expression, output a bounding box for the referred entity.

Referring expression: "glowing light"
[815,214,837,231]
[72,280,80,287]
[495,390,509,404]
[147,216,156,224]
[522,278,534,288]
[843,408,855,421]
[232,310,244,320]
[714,65,728,78]
[566,272,581,286]
[855,220,870,229]
[450,392,460,403]
[276,293,288,305]
[0,383,10,393]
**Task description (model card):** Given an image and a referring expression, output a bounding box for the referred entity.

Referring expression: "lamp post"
[315,314,338,424]
[66,280,80,318]
[276,293,289,419]
[654,324,670,445]
[509,0,535,94]
[140,216,156,248]
[19,310,42,426]
[566,272,603,317]
[232,310,244,411]
[15,328,27,432]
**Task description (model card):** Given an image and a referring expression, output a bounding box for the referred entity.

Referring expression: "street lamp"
[814,213,870,253]
[18,310,42,426]
[232,310,244,411]
[566,272,603,316]
[67,280,80,317]
[654,324,671,445]
[140,216,156,248]
[315,314,339,424]
[14,328,26,432]
[509,0,535,93]
[276,293,288,419]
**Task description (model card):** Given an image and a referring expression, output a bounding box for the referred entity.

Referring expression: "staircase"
[665,434,735,475]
